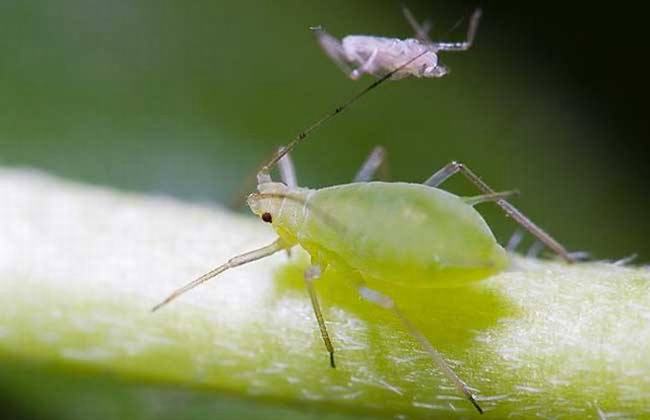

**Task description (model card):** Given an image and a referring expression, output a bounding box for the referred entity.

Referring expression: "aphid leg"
[278,151,298,189]
[356,283,483,414]
[350,48,379,80]
[353,146,389,182]
[613,254,638,266]
[401,6,433,43]
[430,8,482,52]
[423,161,575,263]
[567,251,591,261]
[311,26,354,76]
[464,190,519,206]
[151,238,287,312]
[277,151,298,258]
[526,240,544,258]
[506,229,525,252]
[593,401,608,420]
[304,265,336,368]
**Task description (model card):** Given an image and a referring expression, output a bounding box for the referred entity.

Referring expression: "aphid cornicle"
[313,7,482,80]
[152,16,576,414]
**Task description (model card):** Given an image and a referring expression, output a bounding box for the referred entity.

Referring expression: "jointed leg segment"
[278,151,298,188]
[430,8,482,52]
[151,239,287,311]
[356,282,483,414]
[311,27,354,76]
[353,146,389,182]
[350,48,379,80]
[424,161,575,263]
[402,6,433,44]
[304,265,336,368]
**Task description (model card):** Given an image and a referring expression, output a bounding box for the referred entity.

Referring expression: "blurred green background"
[1,0,648,260]
[2,1,649,418]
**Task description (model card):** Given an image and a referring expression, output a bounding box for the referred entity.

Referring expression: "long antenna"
[257,50,429,181]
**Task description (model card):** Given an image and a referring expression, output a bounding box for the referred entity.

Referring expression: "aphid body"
[249,181,508,288]
[313,8,482,80]
[322,34,447,79]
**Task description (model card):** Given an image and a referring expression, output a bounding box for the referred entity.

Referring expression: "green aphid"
[153,49,575,415]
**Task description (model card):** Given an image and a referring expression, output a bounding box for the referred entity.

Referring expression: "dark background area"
[0,0,648,260]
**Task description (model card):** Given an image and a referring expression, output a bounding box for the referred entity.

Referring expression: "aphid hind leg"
[304,265,336,368]
[402,6,433,43]
[424,161,575,263]
[430,8,482,52]
[464,190,519,206]
[356,283,483,414]
[151,238,287,312]
[353,146,389,182]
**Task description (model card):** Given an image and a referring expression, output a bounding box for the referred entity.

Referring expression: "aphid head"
[422,62,448,78]
[247,182,289,223]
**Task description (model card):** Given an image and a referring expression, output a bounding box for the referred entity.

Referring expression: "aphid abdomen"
[298,182,508,287]
[341,36,436,79]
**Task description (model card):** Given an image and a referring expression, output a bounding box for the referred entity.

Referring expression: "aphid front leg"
[311,27,354,76]
[350,48,379,80]
[353,146,389,182]
[423,161,575,263]
[356,282,483,414]
[304,265,336,368]
[151,239,287,311]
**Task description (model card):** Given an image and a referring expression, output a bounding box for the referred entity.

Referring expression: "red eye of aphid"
[262,212,273,223]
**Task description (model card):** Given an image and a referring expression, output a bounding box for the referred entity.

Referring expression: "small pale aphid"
[152,38,576,414]
[312,7,482,80]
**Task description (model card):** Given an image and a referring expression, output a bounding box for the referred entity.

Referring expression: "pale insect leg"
[350,48,379,80]
[151,239,287,312]
[613,254,638,267]
[311,27,354,75]
[423,161,575,263]
[278,150,298,189]
[304,265,336,368]
[430,8,482,52]
[526,240,544,258]
[353,146,388,182]
[593,401,608,420]
[506,229,525,252]
[464,190,519,206]
[278,151,297,257]
[402,6,433,43]
[356,283,483,414]
[568,250,591,261]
